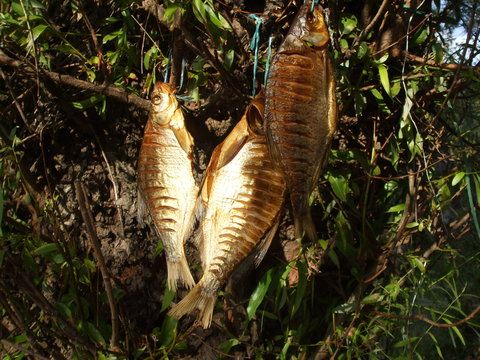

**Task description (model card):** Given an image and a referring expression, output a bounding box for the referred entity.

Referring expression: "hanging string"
[305,0,319,12]
[263,33,273,86]
[249,14,263,97]
[179,57,186,91]
[163,50,172,83]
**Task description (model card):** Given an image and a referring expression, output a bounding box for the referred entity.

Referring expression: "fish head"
[149,82,178,125]
[281,3,330,51]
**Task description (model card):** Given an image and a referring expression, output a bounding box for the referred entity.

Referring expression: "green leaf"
[72,94,104,110]
[390,81,401,98]
[32,243,59,256]
[414,28,429,46]
[32,24,48,41]
[219,338,240,354]
[361,293,383,304]
[357,42,369,59]
[56,302,73,318]
[405,221,419,229]
[143,46,159,71]
[340,15,357,35]
[328,174,350,202]
[205,4,231,30]
[291,261,307,317]
[85,321,106,346]
[160,287,175,313]
[164,4,180,24]
[378,63,390,96]
[224,48,234,70]
[333,301,354,314]
[247,267,274,320]
[192,0,207,23]
[159,316,177,347]
[451,171,465,186]
[387,203,405,213]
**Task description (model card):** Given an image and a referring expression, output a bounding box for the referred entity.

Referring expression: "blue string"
[163,51,172,83]
[249,14,263,96]
[305,0,319,12]
[264,33,273,86]
[179,57,186,91]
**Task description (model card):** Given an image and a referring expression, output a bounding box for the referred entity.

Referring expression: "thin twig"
[373,305,480,328]
[354,0,389,46]
[74,181,120,350]
[403,51,480,72]
[0,68,32,132]
[19,0,40,97]
[0,339,50,360]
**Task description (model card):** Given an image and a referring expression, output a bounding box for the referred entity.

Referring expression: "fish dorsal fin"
[246,91,265,136]
[202,118,249,203]
[169,107,194,155]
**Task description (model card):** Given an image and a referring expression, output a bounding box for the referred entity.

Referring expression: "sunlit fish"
[264,3,337,241]
[169,93,285,328]
[137,82,198,291]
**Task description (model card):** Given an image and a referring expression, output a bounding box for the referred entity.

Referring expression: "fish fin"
[166,257,195,291]
[246,92,265,136]
[215,120,249,170]
[254,219,280,267]
[136,189,147,225]
[293,209,317,242]
[168,278,217,329]
[171,126,194,155]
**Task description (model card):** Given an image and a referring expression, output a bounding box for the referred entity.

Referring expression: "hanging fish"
[168,93,286,328]
[137,82,198,291]
[264,3,337,241]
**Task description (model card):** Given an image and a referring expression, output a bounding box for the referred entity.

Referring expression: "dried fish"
[137,82,198,291]
[264,3,337,241]
[169,93,286,328]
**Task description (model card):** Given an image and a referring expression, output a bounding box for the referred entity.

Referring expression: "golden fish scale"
[137,120,196,260]
[203,137,285,287]
[265,49,333,214]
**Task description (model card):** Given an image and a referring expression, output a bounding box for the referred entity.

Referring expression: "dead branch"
[74,181,120,351]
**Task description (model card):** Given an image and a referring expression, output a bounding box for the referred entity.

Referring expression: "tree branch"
[373,305,480,328]
[354,0,389,46]
[403,51,480,72]
[0,54,150,111]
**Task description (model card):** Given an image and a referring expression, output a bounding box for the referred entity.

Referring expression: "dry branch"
[373,305,480,328]
[0,54,150,111]
[74,181,120,351]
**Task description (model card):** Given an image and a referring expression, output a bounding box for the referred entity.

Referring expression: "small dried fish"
[168,93,286,328]
[264,3,337,241]
[137,82,198,291]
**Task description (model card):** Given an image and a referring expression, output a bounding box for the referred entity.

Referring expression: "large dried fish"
[169,94,286,328]
[264,3,337,241]
[137,82,198,291]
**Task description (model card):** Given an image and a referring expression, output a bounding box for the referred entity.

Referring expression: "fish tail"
[168,278,217,329]
[293,209,317,242]
[166,257,195,291]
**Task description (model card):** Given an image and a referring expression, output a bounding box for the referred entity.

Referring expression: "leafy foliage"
[1,0,479,358]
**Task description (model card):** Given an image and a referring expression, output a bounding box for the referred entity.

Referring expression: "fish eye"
[151,95,162,104]
[307,12,315,22]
